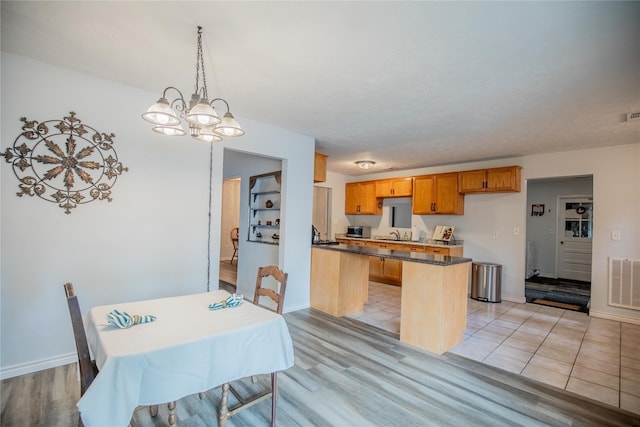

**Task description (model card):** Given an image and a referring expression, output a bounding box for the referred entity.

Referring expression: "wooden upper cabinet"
[345,181,379,215]
[375,177,413,197]
[313,152,328,183]
[412,173,464,215]
[459,166,522,193]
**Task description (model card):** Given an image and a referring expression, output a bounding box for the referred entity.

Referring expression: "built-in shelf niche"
[249,171,281,244]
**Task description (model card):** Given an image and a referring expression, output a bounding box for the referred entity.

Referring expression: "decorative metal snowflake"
[1,112,128,214]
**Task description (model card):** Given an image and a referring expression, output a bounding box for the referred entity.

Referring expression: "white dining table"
[77,290,295,427]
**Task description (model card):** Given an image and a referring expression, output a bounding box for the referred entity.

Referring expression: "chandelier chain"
[194,26,209,99]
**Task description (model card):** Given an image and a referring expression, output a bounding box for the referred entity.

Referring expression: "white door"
[312,186,331,241]
[556,197,592,282]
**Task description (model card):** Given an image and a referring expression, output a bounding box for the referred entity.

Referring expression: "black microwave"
[346,225,371,238]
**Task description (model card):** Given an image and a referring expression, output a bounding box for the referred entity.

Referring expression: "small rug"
[525,278,590,313]
[533,298,582,311]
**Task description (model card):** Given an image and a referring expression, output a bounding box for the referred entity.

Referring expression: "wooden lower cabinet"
[369,257,402,285]
[425,246,463,257]
[336,238,463,286]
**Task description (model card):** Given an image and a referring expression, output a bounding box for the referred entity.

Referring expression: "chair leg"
[167,401,176,425]
[219,383,230,427]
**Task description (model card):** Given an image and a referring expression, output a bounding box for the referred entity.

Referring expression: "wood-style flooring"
[2,308,639,426]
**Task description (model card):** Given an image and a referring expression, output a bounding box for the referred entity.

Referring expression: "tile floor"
[346,281,640,415]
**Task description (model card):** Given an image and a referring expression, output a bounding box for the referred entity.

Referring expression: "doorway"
[524,176,593,312]
[219,177,240,286]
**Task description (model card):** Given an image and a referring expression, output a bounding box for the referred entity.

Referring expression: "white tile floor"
[346,281,640,415]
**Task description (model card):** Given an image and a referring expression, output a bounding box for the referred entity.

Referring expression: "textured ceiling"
[2,1,639,175]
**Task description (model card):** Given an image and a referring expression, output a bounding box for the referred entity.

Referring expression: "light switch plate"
[612,230,621,240]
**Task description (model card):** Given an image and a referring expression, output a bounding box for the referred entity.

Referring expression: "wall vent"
[627,111,640,122]
[608,257,640,311]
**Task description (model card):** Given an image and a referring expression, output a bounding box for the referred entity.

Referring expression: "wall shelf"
[248,171,281,244]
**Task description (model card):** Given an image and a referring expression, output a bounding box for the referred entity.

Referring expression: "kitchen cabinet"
[369,256,402,285]
[336,237,463,286]
[459,166,522,193]
[412,173,464,215]
[345,181,379,215]
[249,171,281,244]
[375,177,413,197]
[314,152,327,183]
[424,246,463,257]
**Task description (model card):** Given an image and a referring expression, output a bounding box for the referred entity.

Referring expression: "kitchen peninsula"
[310,244,472,354]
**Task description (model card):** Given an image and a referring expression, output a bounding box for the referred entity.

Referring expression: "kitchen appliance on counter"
[346,225,371,238]
[312,224,339,245]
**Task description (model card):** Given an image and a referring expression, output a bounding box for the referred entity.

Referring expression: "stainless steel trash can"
[471,262,502,302]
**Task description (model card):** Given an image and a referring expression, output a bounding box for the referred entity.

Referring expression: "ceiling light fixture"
[355,160,376,170]
[142,26,244,141]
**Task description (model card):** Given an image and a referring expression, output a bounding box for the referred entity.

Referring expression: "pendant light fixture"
[142,26,244,141]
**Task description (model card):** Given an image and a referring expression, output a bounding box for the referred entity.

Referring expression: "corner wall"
[0,52,314,377]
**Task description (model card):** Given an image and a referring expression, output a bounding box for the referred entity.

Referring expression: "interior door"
[312,186,331,241]
[557,197,592,282]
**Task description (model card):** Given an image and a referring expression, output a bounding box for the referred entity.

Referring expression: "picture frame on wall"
[531,204,545,216]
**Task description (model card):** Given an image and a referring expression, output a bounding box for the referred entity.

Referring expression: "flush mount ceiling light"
[355,160,376,170]
[142,26,244,141]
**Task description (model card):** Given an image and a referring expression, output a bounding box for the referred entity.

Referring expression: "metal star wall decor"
[1,112,128,214]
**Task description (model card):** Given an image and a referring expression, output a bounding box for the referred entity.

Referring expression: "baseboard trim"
[0,352,77,380]
[589,310,640,326]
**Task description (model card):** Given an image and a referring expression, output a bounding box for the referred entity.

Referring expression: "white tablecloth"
[77,290,295,427]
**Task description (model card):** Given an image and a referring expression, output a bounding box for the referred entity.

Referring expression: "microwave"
[346,225,371,238]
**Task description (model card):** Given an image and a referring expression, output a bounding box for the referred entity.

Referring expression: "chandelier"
[142,26,244,142]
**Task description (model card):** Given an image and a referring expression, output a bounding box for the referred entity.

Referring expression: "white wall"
[332,144,640,324]
[0,53,314,377]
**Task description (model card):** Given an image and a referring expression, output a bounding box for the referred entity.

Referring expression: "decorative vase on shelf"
[265,200,274,208]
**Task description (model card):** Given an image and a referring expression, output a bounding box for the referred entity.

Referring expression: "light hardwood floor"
[2,308,639,426]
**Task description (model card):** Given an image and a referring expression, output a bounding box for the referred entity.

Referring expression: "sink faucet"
[389,230,400,241]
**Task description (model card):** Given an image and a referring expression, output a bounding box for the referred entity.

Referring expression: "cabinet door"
[375,179,394,197]
[313,152,327,183]
[434,173,463,214]
[486,166,521,192]
[358,181,378,214]
[345,183,360,214]
[383,258,403,282]
[391,178,413,197]
[458,170,486,193]
[412,175,436,214]
[369,256,384,278]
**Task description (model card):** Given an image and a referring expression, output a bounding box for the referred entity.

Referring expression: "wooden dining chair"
[230,227,239,265]
[218,265,288,427]
[63,283,174,424]
[64,282,98,397]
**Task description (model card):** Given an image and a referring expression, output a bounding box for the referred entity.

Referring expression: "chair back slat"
[253,266,288,314]
[64,283,97,396]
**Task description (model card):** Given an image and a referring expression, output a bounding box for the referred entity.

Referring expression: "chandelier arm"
[161,86,188,116]
[210,98,230,113]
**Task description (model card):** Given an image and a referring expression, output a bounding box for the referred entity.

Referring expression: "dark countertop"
[312,243,472,266]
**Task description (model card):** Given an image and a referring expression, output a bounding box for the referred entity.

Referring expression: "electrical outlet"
[492,232,498,239]
[611,230,621,241]
[513,227,520,236]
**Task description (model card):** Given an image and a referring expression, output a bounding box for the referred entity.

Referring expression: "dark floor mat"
[525,287,590,313]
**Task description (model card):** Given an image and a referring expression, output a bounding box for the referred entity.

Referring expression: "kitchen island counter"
[311,245,472,354]
[315,243,471,265]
